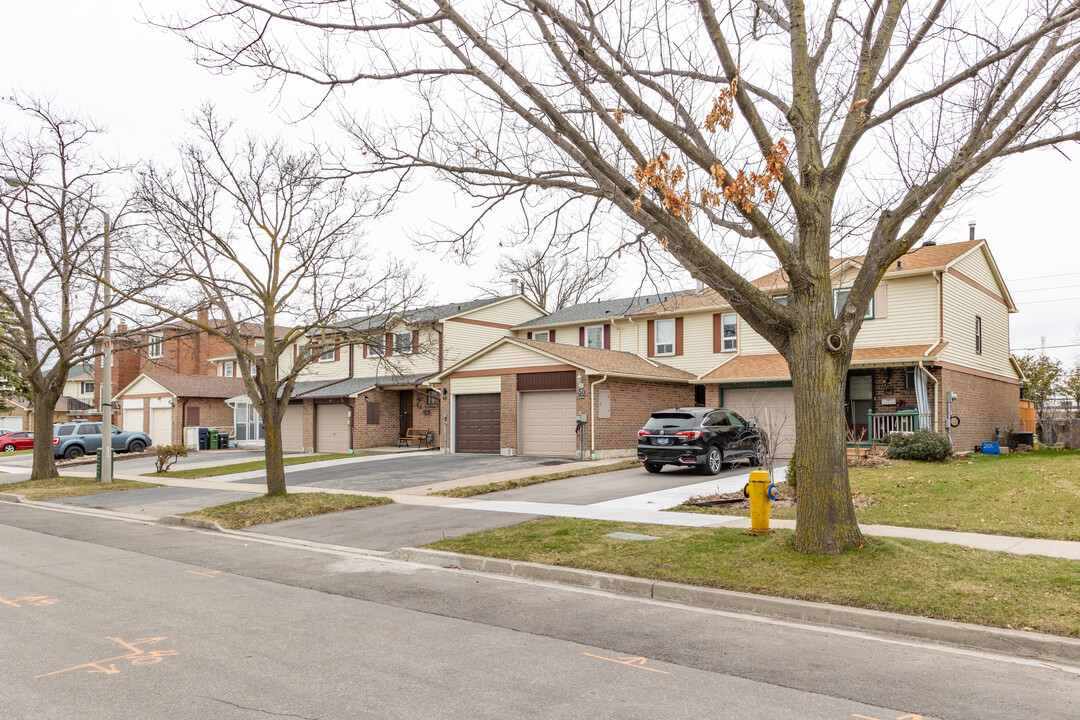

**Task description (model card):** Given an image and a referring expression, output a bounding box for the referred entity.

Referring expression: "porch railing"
[868,411,933,445]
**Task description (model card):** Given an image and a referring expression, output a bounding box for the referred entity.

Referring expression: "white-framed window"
[318,346,336,362]
[975,316,983,354]
[223,361,234,377]
[367,335,385,357]
[772,294,788,306]
[654,318,675,356]
[81,381,94,394]
[585,324,604,349]
[532,330,550,342]
[394,331,414,355]
[833,288,875,319]
[721,312,737,352]
[148,334,164,358]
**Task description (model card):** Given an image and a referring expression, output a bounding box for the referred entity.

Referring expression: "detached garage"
[115,373,245,447]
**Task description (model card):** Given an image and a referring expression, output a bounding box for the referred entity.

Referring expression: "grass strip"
[181,492,393,529]
[143,453,365,479]
[0,449,33,456]
[0,476,162,501]
[429,517,1080,637]
[429,459,641,498]
[673,449,1080,542]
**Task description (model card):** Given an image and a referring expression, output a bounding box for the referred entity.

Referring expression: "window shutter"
[549,329,555,343]
[293,344,298,362]
[603,324,611,350]
[675,317,684,356]
[185,406,200,426]
[874,284,887,318]
[712,314,723,354]
[363,342,368,359]
[527,331,533,340]
[647,320,655,357]
[412,332,419,354]
[366,401,379,425]
[385,333,393,357]
[579,326,585,346]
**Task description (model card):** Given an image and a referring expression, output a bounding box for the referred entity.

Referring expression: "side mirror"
[747,420,756,428]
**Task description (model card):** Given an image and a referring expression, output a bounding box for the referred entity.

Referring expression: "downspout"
[590,374,608,459]
[347,341,355,451]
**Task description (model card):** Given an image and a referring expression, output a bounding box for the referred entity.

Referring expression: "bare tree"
[126,106,413,495]
[172,1,1080,552]
[0,98,130,480]
[477,245,614,311]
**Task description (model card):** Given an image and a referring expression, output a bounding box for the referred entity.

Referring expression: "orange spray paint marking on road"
[1,595,60,607]
[582,653,670,674]
[36,637,178,678]
[185,570,222,577]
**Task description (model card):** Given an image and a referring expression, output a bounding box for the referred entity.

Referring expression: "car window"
[644,412,696,430]
[56,425,74,436]
[16,432,30,438]
[724,412,745,428]
[79,423,101,435]
[703,411,724,426]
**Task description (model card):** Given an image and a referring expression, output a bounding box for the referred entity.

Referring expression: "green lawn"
[0,449,33,456]
[182,492,393,529]
[429,459,640,498]
[143,453,365,479]
[675,449,1080,541]
[430,518,1080,637]
[0,476,162,500]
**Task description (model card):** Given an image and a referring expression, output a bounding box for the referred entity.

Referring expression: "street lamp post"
[3,177,114,483]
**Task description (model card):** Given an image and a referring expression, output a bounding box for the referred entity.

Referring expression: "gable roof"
[515,292,689,329]
[137,373,247,399]
[290,373,435,399]
[435,337,695,382]
[698,344,948,383]
[345,295,540,332]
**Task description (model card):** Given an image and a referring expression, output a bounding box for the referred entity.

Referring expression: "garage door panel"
[0,417,21,432]
[150,408,172,446]
[316,404,350,453]
[520,390,577,456]
[723,388,796,457]
[124,409,144,435]
[281,404,304,453]
[454,393,500,454]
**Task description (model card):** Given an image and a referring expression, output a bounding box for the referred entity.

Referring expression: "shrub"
[152,444,189,473]
[884,430,952,462]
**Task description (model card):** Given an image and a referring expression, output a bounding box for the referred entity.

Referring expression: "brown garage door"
[454,393,500,454]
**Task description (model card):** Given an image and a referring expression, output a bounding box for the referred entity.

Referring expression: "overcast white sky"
[3,1,1078,366]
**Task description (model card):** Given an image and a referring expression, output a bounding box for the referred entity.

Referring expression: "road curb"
[389,547,1080,666]
[0,492,25,503]
[157,514,225,531]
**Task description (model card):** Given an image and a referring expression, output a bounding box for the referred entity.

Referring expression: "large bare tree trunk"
[30,393,60,481]
[788,328,863,553]
[262,409,287,496]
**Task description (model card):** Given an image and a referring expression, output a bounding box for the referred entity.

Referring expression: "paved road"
[2,503,1076,720]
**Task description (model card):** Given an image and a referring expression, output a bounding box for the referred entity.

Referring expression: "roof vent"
[921,239,936,247]
[897,260,902,270]
[968,220,976,242]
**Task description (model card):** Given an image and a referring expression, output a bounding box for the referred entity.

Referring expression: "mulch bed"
[684,485,877,511]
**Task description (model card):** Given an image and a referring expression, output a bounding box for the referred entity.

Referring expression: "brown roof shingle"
[511,339,695,380]
[143,373,248,399]
[699,344,945,382]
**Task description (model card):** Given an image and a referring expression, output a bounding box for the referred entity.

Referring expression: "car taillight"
[53,437,58,444]
[638,430,651,437]
[675,430,703,440]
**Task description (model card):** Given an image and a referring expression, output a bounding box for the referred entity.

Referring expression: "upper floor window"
[833,288,874,319]
[532,330,550,342]
[148,334,164,358]
[654,318,675,356]
[720,312,737,352]
[318,346,336,362]
[223,361,235,377]
[975,316,983,354]
[394,331,414,355]
[772,294,788,306]
[81,381,94,394]
[584,325,604,349]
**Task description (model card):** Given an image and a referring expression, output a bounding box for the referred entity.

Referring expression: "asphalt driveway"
[269,453,579,493]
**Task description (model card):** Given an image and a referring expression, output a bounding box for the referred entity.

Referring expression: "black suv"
[637,407,768,474]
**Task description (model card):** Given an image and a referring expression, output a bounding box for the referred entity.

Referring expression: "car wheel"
[63,446,84,460]
[752,441,766,467]
[698,446,723,475]
[128,440,146,454]
[643,462,663,474]
[2,444,15,452]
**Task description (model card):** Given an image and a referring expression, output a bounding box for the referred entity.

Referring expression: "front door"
[399,390,413,437]
[848,375,874,442]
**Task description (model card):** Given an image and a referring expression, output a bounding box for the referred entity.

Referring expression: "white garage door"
[315,404,350,453]
[281,404,304,453]
[0,416,21,432]
[150,407,172,446]
[520,390,577,456]
[124,408,144,434]
[723,387,796,457]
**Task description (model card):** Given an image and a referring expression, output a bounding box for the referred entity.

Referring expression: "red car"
[0,431,34,452]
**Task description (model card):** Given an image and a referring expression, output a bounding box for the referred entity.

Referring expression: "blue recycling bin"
[198,427,210,451]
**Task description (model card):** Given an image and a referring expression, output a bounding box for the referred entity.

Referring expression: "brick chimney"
[197,305,209,326]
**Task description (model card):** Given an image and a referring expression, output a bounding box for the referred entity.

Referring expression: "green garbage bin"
[95,449,103,481]
[896,407,920,431]
[209,429,219,450]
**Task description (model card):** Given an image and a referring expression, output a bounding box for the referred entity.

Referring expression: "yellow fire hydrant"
[747,470,774,535]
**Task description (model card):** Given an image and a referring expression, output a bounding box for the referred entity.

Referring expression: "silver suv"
[52,422,152,460]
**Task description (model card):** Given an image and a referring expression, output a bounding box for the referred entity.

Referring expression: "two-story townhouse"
[433,239,1022,459]
[246,293,546,454]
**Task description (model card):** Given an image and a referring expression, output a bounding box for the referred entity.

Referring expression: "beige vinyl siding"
[443,322,511,366]
[613,319,639,353]
[952,246,999,292]
[852,275,939,348]
[450,342,559,373]
[637,312,724,375]
[448,376,502,394]
[939,273,1016,378]
[118,375,170,398]
[460,296,545,326]
[738,318,780,356]
[348,324,439,378]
